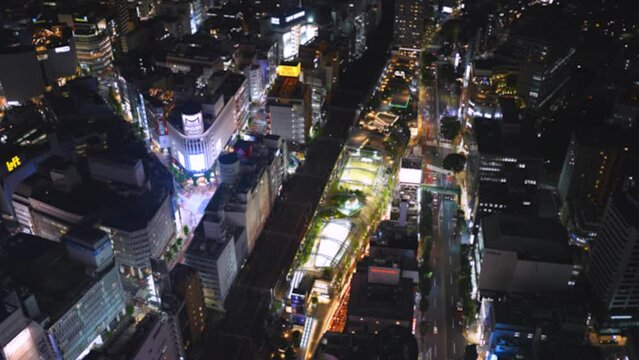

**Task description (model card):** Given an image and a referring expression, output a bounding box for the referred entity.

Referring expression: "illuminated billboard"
[398,167,422,184]
[285,11,305,23]
[282,26,300,60]
[5,155,22,172]
[277,63,301,78]
[300,24,318,45]
[189,154,206,171]
[181,112,204,136]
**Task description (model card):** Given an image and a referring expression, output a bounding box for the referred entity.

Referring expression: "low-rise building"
[347,259,415,334]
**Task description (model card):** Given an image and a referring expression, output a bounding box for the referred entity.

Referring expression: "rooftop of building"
[347,267,414,322]
[167,101,213,134]
[508,5,578,50]
[29,181,108,217]
[0,289,20,324]
[45,78,114,120]
[87,313,163,360]
[489,292,587,338]
[481,214,572,263]
[168,263,198,289]
[292,274,315,296]
[268,76,304,100]
[474,116,540,158]
[0,233,114,324]
[187,224,233,259]
[209,71,246,102]
[572,125,635,148]
[370,220,418,252]
[63,226,109,249]
[102,190,170,232]
[88,149,143,167]
[317,325,418,360]
[166,39,224,62]
[472,57,518,72]
[0,105,54,149]
[400,157,422,170]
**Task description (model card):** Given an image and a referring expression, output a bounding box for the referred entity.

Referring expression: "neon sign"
[285,11,305,23]
[6,156,21,172]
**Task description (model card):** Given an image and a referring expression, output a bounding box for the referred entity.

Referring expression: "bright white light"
[611,315,632,320]
[285,11,305,23]
[314,219,351,268]
[177,150,186,168]
[399,168,422,184]
[54,45,70,53]
[2,327,39,360]
[189,154,206,171]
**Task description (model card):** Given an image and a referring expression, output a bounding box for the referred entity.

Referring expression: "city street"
[422,196,466,360]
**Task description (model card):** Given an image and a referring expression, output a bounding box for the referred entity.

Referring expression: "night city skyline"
[0,0,637,359]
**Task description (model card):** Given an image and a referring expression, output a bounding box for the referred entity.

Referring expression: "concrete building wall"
[47,266,125,360]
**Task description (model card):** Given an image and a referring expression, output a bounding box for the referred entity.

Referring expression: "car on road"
[433,325,438,335]
[455,301,463,325]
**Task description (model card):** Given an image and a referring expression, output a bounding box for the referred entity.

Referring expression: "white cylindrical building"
[168,103,224,173]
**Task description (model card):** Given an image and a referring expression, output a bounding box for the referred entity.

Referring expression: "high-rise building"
[393,0,424,50]
[558,126,635,245]
[184,218,239,310]
[1,234,125,360]
[495,6,577,109]
[86,313,182,360]
[162,264,206,355]
[62,15,114,76]
[106,0,132,53]
[158,0,204,37]
[475,214,578,297]
[101,192,176,278]
[472,116,544,234]
[267,73,311,144]
[0,24,77,104]
[586,170,639,320]
[167,73,248,174]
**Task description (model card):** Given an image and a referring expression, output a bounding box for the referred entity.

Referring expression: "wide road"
[422,196,466,360]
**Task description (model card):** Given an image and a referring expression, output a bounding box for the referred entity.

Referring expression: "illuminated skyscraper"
[393,0,424,50]
[67,16,114,75]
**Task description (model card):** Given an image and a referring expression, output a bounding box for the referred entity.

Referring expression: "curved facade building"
[168,102,235,174]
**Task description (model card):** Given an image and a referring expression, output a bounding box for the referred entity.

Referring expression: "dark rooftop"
[0,234,114,323]
[347,269,414,323]
[102,191,169,232]
[481,214,572,263]
[318,325,418,360]
[268,76,304,100]
[474,116,539,157]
